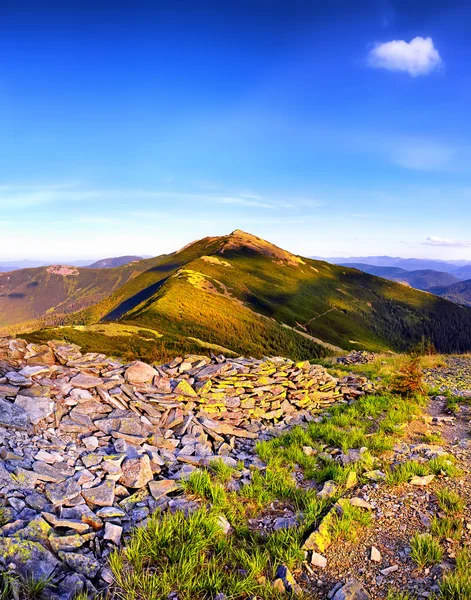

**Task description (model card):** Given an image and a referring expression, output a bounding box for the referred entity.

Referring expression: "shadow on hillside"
[148,262,183,273]
[102,278,168,321]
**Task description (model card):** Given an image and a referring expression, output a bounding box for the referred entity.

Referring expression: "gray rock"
[14,395,54,424]
[45,479,81,506]
[332,580,371,600]
[0,537,60,580]
[119,455,153,488]
[0,398,29,430]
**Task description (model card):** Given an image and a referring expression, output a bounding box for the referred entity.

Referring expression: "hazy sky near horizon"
[1,0,471,261]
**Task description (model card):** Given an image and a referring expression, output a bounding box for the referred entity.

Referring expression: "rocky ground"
[300,395,471,599]
[424,355,471,396]
[0,338,371,600]
[1,341,470,600]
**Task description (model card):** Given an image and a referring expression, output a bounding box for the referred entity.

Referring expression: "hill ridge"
[5,230,471,360]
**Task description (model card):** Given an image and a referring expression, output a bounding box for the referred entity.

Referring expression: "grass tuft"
[410,533,443,569]
[440,548,471,599]
[431,516,462,541]
[436,489,465,515]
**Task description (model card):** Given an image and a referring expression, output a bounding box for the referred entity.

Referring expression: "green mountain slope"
[13,230,471,360]
[0,257,167,330]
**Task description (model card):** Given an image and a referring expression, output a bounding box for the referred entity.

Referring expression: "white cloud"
[424,236,471,248]
[390,138,455,171]
[368,36,442,76]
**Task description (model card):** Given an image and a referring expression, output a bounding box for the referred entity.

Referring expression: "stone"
[45,479,81,506]
[104,522,123,545]
[274,565,302,595]
[350,497,374,510]
[0,537,59,580]
[410,474,435,486]
[317,480,338,499]
[173,379,197,397]
[14,395,54,424]
[370,546,381,562]
[82,435,99,450]
[302,509,335,553]
[58,551,101,578]
[0,398,29,430]
[82,479,115,507]
[70,373,103,389]
[380,565,399,576]
[119,455,153,488]
[332,580,370,600]
[33,461,75,483]
[148,479,181,500]
[217,515,231,534]
[49,532,95,552]
[363,470,385,481]
[311,552,327,568]
[42,513,90,533]
[125,361,157,384]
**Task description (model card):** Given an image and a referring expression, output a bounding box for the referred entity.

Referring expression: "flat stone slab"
[0,398,29,430]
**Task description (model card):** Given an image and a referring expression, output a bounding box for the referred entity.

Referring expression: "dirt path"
[301,396,471,599]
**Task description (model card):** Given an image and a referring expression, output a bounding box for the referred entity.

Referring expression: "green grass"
[436,489,465,515]
[421,431,443,444]
[0,573,53,600]
[385,453,459,486]
[386,591,416,600]
[440,548,471,599]
[329,502,372,542]
[386,461,430,485]
[109,501,306,600]
[410,533,443,569]
[431,516,462,541]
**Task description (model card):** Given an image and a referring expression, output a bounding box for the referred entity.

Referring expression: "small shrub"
[392,357,425,397]
[410,533,443,568]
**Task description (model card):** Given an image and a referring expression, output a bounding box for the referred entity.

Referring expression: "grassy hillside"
[0,257,167,330]
[12,230,471,360]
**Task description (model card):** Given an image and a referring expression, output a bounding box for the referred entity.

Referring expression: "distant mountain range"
[322,255,471,307]
[0,256,145,272]
[4,231,471,363]
[339,263,460,291]
[323,255,471,275]
[430,281,471,307]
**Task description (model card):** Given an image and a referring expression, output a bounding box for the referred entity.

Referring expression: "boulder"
[14,395,54,425]
[119,455,153,488]
[0,537,60,580]
[125,361,157,384]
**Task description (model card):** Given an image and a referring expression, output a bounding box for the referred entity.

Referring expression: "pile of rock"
[0,338,373,599]
[336,350,376,366]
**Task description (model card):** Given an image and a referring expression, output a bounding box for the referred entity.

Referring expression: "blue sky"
[1,0,471,260]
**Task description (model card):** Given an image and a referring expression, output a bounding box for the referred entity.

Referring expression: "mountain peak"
[219,230,305,267]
